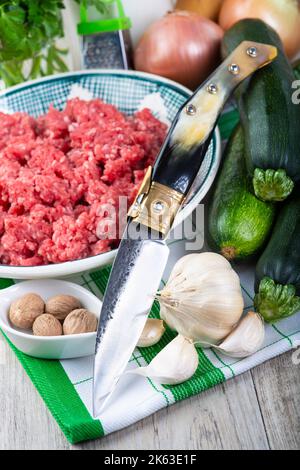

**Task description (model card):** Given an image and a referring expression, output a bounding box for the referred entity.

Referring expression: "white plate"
[0,70,221,279]
[0,280,102,359]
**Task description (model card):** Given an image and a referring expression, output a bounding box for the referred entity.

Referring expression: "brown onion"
[219,0,300,59]
[175,0,224,21]
[134,11,223,90]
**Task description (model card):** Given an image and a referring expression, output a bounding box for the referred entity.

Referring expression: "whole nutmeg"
[45,294,82,321]
[33,314,63,337]
[63,309,98,335]
[9,293,45,330]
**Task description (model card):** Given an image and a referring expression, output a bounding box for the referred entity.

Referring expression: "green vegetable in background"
[294,60,300,80]
[222,19,300,203]
[0,0,114,87]
[208,125,275,260]
[254,194,300,323]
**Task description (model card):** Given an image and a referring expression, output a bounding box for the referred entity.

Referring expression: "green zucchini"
[222,19,300,202]
[255,194,300,323]
[208,125,275,260]
[294,60,300,80]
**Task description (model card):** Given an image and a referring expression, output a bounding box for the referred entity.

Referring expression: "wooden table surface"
[0,338,299,450]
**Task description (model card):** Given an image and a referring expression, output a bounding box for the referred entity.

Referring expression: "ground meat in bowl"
[0,99,167,266]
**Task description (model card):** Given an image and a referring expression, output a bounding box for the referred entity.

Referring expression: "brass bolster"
[128,178,184,236]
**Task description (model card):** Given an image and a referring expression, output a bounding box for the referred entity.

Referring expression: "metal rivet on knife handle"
[247,46,258,57]
[152,200,165,214]
[228,63,240,75]
[207,83,218,94]
[185,104,197,115]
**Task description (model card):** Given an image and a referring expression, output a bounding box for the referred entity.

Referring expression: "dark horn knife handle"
[152,40,277,196]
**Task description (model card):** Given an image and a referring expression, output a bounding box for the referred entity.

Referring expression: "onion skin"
[175,0,224,21]
[219,0,300,59]
[134,11,223,90]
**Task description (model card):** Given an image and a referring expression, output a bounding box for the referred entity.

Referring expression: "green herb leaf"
[0,0,116,87]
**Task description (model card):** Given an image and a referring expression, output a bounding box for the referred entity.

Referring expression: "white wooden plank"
[251,351,300,450]
[0,339,69,450]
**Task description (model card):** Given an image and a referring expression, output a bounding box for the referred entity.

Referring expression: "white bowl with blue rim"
[0,70,221,279]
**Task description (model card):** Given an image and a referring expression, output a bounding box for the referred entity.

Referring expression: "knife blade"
[93,41,278,417]
[93,222,169,416]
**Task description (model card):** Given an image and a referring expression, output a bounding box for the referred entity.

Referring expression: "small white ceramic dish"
[0,280,102,359]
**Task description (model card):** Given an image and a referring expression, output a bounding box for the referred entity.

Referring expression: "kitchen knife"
[93,41,277,417]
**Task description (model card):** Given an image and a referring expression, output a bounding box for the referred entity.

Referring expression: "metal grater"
[78,0,132,70]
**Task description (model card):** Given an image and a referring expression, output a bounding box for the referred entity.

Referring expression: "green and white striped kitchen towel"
[1,110,299,444]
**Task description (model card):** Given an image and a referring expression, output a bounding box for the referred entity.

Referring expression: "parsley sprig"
[0,0,114,87]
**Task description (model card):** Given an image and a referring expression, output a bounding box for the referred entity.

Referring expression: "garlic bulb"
[213,311,265,358]
[137,319,165,347]
[158,253,244,345]
[129,334,198,385]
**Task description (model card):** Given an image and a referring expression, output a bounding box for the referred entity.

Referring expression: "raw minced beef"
[0,98,167,266]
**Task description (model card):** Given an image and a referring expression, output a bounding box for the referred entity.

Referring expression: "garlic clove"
[137,319,165,347]
[213,311,265,358]
[128,334,198,384]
